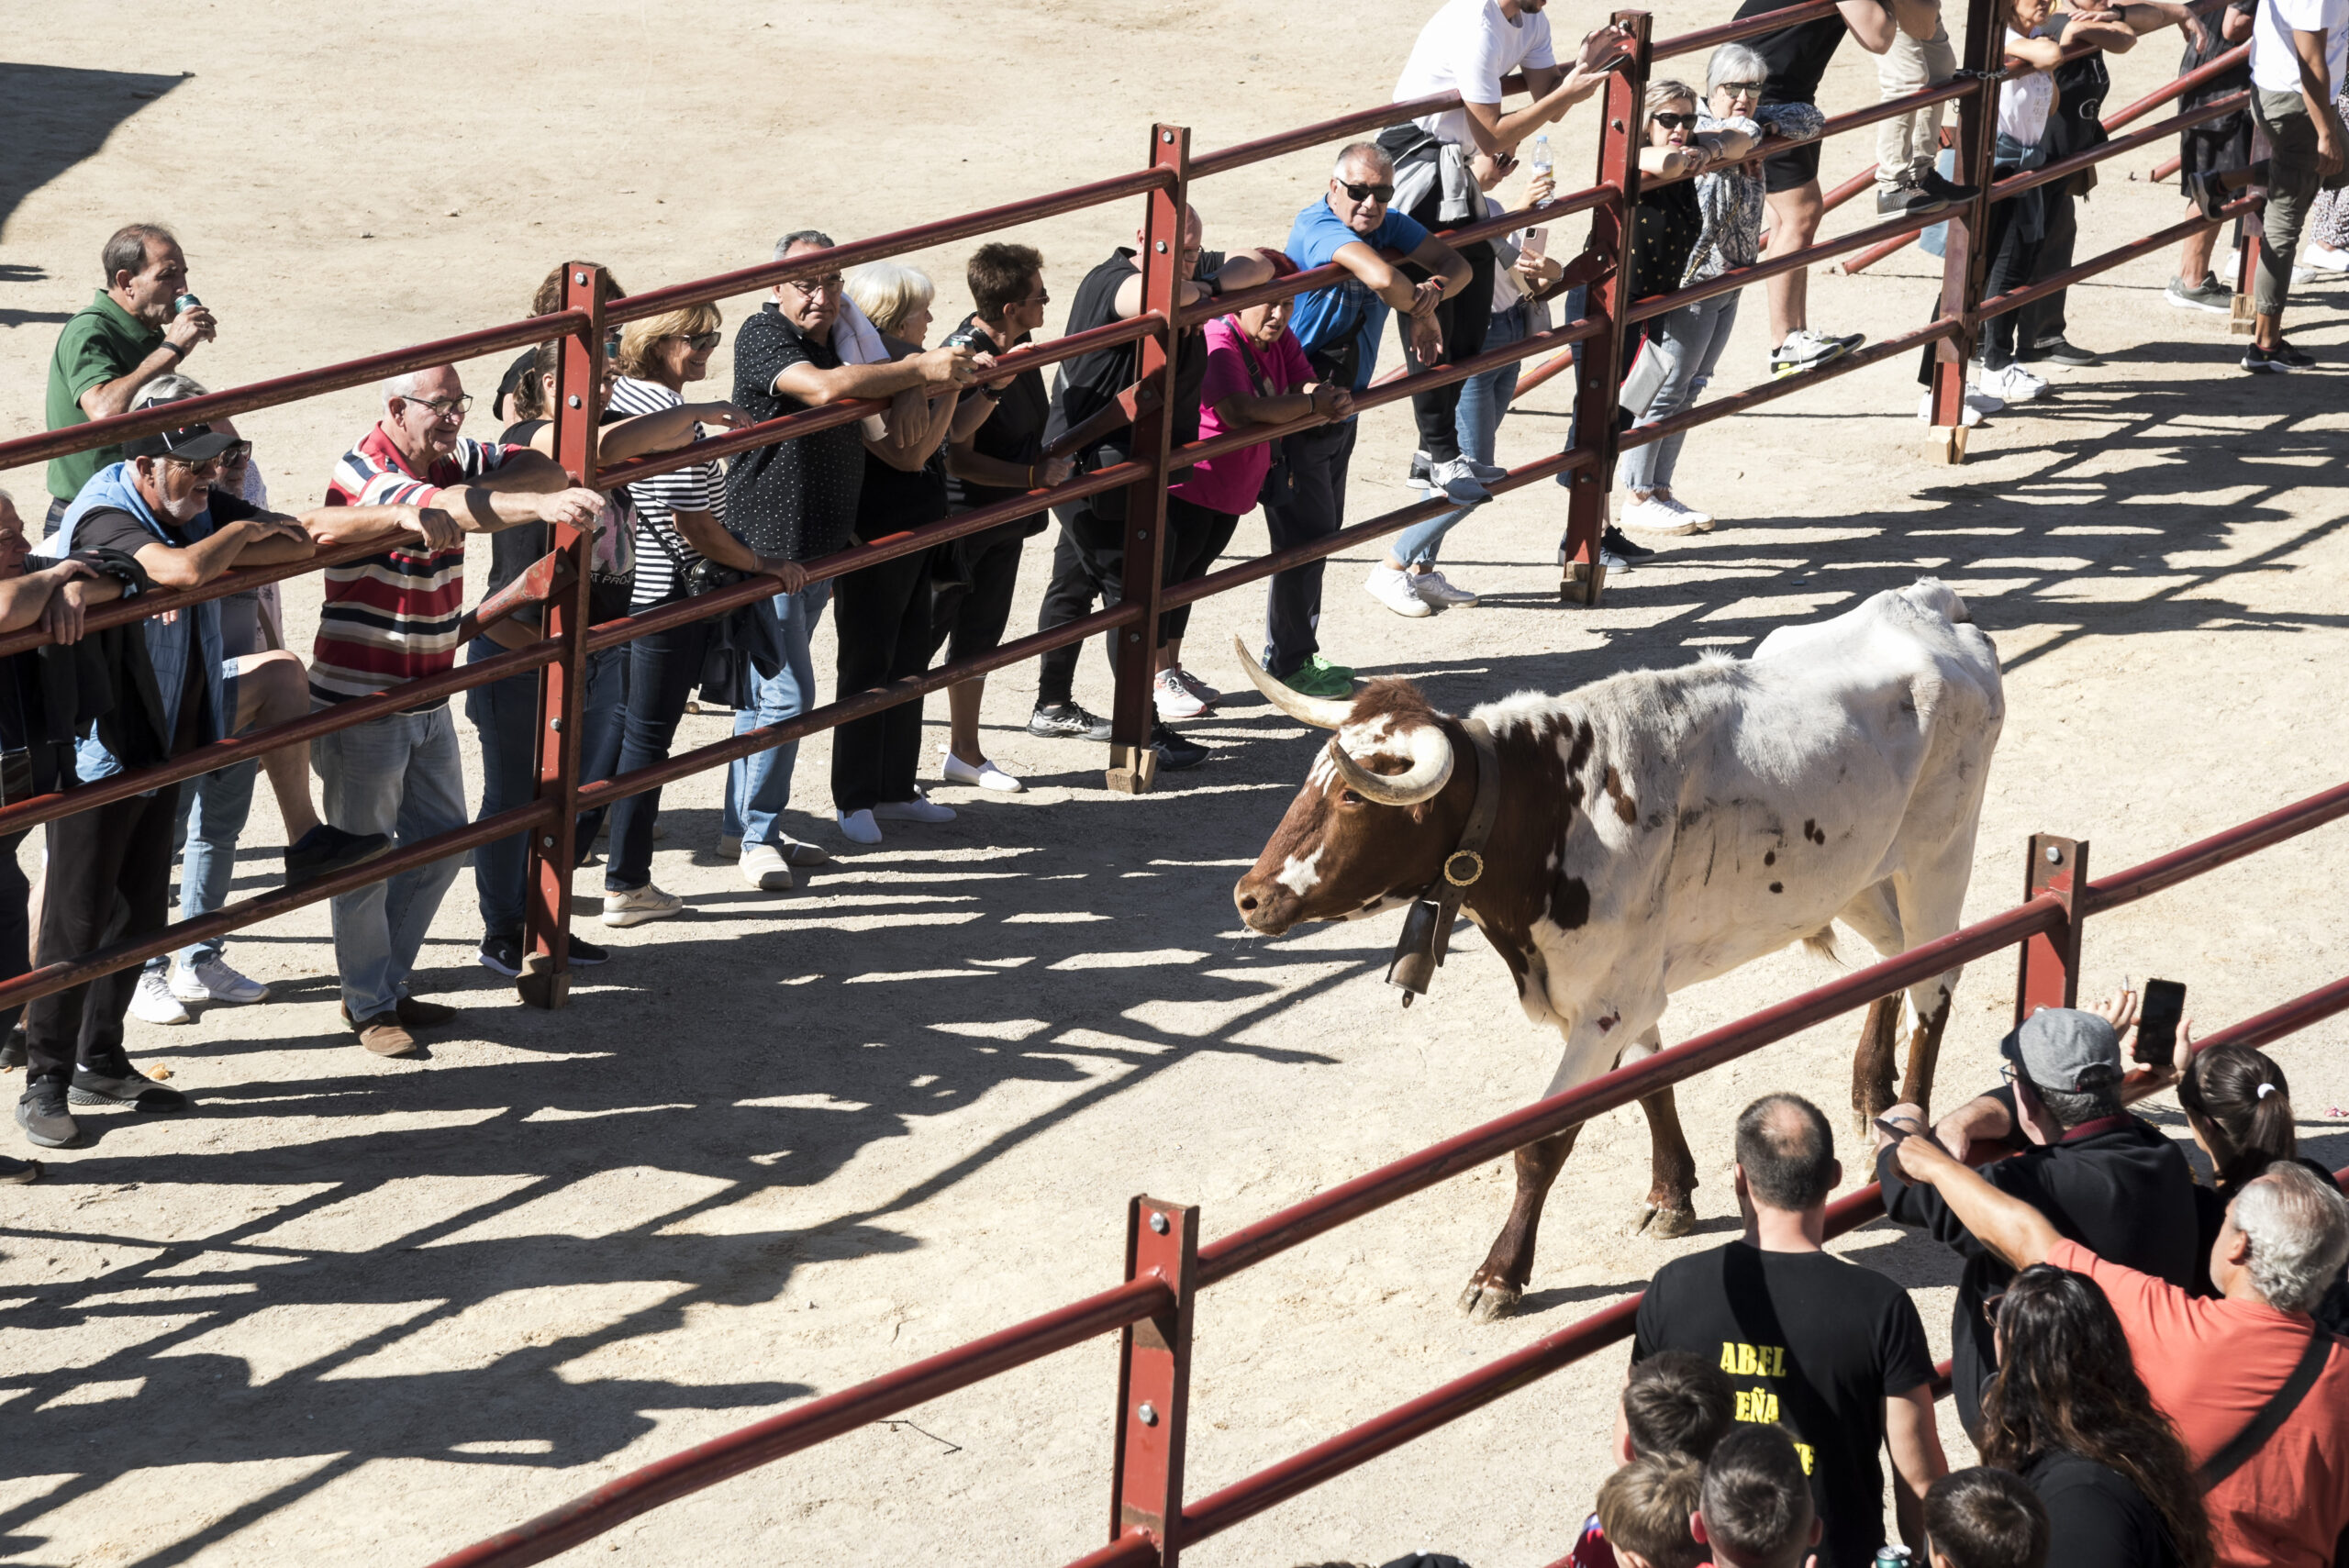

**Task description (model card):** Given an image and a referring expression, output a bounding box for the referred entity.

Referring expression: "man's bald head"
[1734,1094,1838,1213]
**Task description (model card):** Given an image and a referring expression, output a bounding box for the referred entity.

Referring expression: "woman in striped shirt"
[603,306,812,921]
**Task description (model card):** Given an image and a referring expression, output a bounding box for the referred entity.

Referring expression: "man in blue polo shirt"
[1267,141,1470,697]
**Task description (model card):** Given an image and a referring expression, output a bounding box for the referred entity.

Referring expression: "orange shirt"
[2049,1239,2349,1568]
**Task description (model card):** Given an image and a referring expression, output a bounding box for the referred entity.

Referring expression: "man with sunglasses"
[314,363,605,1058]
[1872,994,2197,1440]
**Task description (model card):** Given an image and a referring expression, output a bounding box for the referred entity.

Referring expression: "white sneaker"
[1173,668,1221,707]
[170,955,269,1006]
[1918,388,2000,428]
[1423,456,1493,506]
[740,843,793,891]
[1652,495,1715,531]
[1976,362,2046,404]
[1620,495,1710,536]
[2303,243,2349,274]
[838,808,884,844]
[874,797,956,824]
[129,969,191,1025]
[717,833,741,859]
[1413,570,1479,607]
[1153,668,1208,719]
[601,884,684,928]
[1364,563,1434,617]
[941,749,1025,793]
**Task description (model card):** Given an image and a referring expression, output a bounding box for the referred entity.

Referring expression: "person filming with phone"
[1873,991,2199,1441]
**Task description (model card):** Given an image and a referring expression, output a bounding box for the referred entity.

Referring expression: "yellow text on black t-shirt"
[1720,1340,1815,1473]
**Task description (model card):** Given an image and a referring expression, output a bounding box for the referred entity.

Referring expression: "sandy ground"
[2,3,2348,1566]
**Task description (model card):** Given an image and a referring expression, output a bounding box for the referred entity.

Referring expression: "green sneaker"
[1284,655,1356,699]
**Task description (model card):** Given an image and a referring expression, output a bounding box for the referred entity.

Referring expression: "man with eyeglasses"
[314,363,605,1058]
[1873,993,2198,1440]
[23,392,438,1149]
[1264,143,1472,698]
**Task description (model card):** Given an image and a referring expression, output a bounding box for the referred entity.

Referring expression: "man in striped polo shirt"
[317,362,601,1058]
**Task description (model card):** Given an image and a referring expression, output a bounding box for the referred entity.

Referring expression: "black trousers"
[1978,188,2044,371]
[606,608,715,891]
[27,786,180,1084]
[0,830,28,1040]
[1259,420,1357,678]
[2017,173,2082,349]
[1032,497,1227,707]
[830,550,931,812]
[928,521,1030,666]
[1399,184,1497,462]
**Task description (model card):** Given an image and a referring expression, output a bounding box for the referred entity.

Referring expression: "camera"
[942,326,990,352]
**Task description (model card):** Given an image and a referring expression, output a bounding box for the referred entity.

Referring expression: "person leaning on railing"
[470,337,750,976]
[1382,0,1634,503]
[603,303,814,912]
[830,262,985,847]
[1027,206,1275,765]
[1615,78,1759,549]
[2233,0,2348,372]
[718,229,975,887]
[1269,143,1469,699]
[0,486,137,1180]
[1883,1119,2349,1568]
[493,261,629,426]
[314,364,605,1058]
[41,224,217,538]
[935,243,1073,794]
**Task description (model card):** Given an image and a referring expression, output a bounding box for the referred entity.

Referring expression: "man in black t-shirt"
[1733,0,1909,376]
[718,229,972,880]
[1883,998,2198,1439]
[1027,211,1272,769]
[1629,1094,1945,1568]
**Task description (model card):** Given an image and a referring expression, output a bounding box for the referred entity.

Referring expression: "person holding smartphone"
[1873,996,2199,1440]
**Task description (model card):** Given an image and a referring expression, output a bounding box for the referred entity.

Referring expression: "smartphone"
[1524,228,1550,258]
[2135,979,2187,1065]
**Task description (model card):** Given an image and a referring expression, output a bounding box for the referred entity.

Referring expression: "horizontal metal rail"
[2085,776,2349,914]
[1624,201,1960,325]
[1976,197,2254,319]
[1619,317,1962,451]
[1640,75,1986,195]
[425,1276,1176,1568]
[1653,0,1844,61]
[0,534,393,658]
[1991,90,2245,201]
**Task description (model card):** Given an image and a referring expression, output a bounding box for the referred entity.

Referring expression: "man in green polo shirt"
[43,224,217,533]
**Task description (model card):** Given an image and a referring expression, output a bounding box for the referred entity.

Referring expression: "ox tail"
[1801,926,1842,964]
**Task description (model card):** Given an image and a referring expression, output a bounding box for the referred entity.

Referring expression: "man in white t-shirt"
[1385,0,1631,500]
[2236,0,2348,370]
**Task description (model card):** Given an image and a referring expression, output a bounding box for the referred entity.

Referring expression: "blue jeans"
[165,761,259,968]
[313,703,467,1020]
[464,638,627,940]
[722,582,830,850]
[1394,300,1530,566]
[1620,291,1741,495]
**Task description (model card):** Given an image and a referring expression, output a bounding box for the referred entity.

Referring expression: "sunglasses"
[674,330,723,351]
[1339,180,1396,204]
[1717,81,1765,96]
[164,440,254,476]
[1653,112,1699,129]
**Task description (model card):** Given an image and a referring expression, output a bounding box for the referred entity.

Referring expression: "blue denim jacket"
[54,461,225,784]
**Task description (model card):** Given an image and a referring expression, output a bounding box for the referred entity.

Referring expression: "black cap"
[125,419,238,463]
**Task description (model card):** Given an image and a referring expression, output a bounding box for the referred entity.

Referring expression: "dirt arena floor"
[3,3,2348,1564]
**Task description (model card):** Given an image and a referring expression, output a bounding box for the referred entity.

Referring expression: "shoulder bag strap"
[2197,1325,2335,1493]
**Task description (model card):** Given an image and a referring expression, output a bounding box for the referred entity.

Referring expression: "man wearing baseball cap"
[1868,989,2199,1439]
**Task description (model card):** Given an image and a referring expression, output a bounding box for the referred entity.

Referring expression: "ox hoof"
[1631,1202,1697,1240]
[1456,1277,1523,1323]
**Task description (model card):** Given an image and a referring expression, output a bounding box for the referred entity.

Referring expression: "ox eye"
[1339,790,1365,806]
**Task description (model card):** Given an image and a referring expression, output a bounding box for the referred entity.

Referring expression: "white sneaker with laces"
[838,808,883,844]
[171,955,269,1006]
[1152,668,1208,719]
[740,843,794,891]
[874,797,956,824]
[941,748,1024,793]
[1976,362,2046,403]
[1652,495,1714,530]
[1173,668,1220,707]
[1364,563,1434,617]
[601,884,684,928]
[1918,390,1995,428]
[1620,495,1708,536]
[130,969,191,1025]
[1412,570,1479,607]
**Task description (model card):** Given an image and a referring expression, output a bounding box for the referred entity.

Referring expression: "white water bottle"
[1530,134,1553,178]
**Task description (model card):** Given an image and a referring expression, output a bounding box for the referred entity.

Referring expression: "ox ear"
[1409,800,1432,824]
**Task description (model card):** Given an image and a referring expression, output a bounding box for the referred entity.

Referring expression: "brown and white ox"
[1231,581,2004,1321]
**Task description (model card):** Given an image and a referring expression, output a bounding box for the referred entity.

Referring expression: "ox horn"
[1326,722,1455,808]
[1231,634,1355,729]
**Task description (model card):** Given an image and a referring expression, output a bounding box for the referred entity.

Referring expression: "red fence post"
[518,264,600,1008]
[1109,1195,1198,1566]
[1107,126,1190,795]
[1561,9,1650,606]
[2014,834,2089,1023]
[1928,0,2003,462]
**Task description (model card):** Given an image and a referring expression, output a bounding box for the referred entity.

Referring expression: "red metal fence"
[0,0,2295,1557]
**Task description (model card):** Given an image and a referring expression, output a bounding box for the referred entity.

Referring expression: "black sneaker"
[284,824,393,887]
[2022,336,2100,368]
[1874,177,1951,218]
[16,1081,78,1149]
[1917,168,1978,205]
[1028,702,1114,741]
[478,936,523,977]
[568,935,609,966]
[2243,339,2315,373]
[0,1152,36,1184]
[1150,723,1209,771]
[1602,525,1656,564]
[69,1061,188,1111]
